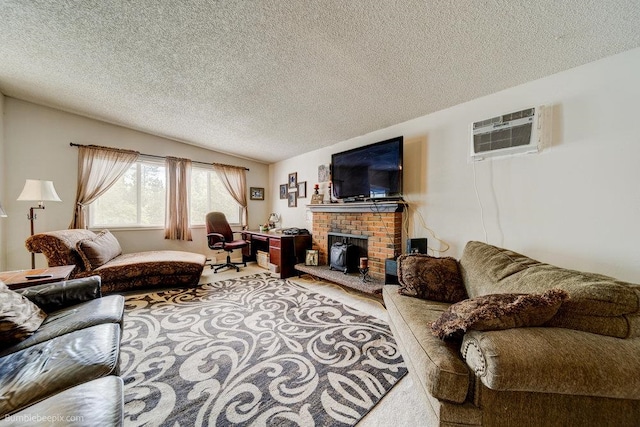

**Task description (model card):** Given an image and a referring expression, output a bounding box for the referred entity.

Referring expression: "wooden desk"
[0,265,76,290]
[242,230,311,278]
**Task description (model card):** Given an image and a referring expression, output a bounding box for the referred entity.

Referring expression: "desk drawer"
[252,234,269,242]
[269,247,281,266]
[269,239,281,249]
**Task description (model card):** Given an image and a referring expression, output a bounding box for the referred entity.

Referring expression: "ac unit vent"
[470,106,550,161]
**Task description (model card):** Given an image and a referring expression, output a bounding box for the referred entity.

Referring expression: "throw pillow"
[397,254,468,303]
[431,289,569,340]
[0,280,47,346]
[76,229,122,270]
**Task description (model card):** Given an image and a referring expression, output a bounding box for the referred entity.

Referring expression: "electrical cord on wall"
[398,198,450,256]
[371,200,398,256]
[472,160,489,244]
[402,205,411,242]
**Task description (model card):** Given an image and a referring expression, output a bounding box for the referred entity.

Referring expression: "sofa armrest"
[17,276,102,312]
[461,327,640,400]
[383,286,471,403]
[25,229,96,272]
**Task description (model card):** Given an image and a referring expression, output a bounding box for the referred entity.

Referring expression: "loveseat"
[383,241,640,426]
[0,276,124,425]
[26,229,206,294]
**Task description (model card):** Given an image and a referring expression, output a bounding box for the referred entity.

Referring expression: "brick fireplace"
[308,201,404,280]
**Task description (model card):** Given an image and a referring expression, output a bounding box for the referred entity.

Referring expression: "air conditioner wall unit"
[469,106,551,161]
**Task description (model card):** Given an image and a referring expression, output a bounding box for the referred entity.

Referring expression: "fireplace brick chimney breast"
[309,203,403,280]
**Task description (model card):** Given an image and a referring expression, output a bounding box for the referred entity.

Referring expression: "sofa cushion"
[0,323,121,416]
[459,241,640,338]
[0,376,124,427]
[0,281,47,347]
[0,295,124,357]
[431,289,568,340]
[76,230,122,270]
[397,254,468,303]
[17,276,103,313]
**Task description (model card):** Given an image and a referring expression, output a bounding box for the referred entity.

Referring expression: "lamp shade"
[17,179,62,203]
[0,202,7,217]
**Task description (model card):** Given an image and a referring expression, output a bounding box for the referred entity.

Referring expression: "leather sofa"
[25,229,206,294]
[383,241,640,426]
[0,276,124,425]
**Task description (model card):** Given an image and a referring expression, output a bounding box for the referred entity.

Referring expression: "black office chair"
[205,212,249,273]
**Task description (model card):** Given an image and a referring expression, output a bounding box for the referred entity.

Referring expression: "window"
[89,161,240,228]
[90,160,166,228]
[190,167,240,225]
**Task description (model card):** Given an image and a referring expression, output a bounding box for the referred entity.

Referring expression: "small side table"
[0,265,76,290]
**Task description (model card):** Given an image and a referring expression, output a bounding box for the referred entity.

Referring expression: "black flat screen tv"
[331,136,403,201]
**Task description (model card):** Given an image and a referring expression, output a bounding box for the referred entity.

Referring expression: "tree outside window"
[190,167,240,226]
[89,162,240,228]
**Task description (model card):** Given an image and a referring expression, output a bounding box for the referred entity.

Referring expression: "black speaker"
[406,238,428,254]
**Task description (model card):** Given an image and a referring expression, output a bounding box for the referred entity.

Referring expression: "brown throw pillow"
[397,254,468,303]
[0,280,47,346]
[431,289,569,340]
[76,229,122,270]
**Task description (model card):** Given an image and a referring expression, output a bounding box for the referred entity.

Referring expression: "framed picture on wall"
[279,184,288,199]
[298,181,307,198]
[288,172,298,189]
[288,191,297,208]
[250,187,264,200]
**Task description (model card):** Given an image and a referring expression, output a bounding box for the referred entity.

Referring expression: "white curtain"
[69,145,139,229]
[212,163,248,227]
[165,157,192,241]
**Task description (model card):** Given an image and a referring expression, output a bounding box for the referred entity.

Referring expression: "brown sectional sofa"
[383,241,640,426]
[26,229,206,293]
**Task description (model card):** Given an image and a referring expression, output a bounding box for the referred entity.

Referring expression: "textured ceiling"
[1,1,640,163]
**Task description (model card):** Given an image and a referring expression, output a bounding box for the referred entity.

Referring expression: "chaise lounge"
[25,229,206,294]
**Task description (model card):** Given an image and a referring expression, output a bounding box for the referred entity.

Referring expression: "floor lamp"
[17,179,62,269]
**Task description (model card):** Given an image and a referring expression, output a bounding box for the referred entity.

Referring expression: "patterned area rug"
[120,273,407,426]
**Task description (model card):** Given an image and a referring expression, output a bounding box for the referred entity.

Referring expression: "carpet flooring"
[119,272,407,426]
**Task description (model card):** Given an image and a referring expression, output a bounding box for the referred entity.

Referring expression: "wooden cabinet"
[242,231,311,278]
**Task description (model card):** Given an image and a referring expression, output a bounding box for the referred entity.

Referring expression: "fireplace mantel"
[307,200,405,213]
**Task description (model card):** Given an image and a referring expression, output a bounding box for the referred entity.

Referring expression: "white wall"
[270,47,640,283]
[0,93,5,271]
[3,99,270,270]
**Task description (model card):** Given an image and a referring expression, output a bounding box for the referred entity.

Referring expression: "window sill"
[89,226,164,232]
[89,223,241,232]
